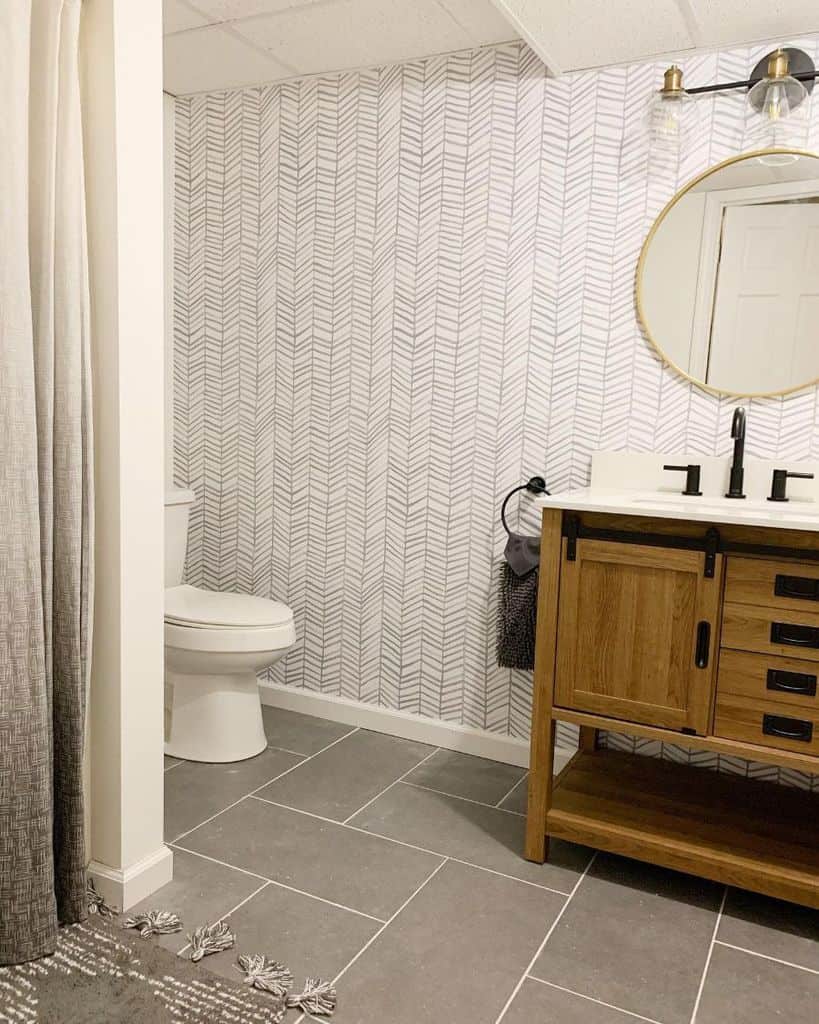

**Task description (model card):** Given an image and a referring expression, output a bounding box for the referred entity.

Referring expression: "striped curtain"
[0,0,93,964]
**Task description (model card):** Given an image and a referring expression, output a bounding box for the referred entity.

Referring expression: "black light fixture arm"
[687,70,819,96]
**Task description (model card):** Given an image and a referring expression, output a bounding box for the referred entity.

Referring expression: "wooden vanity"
[526,505,819,908]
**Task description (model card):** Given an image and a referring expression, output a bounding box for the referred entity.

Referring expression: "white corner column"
[80,0,170,908]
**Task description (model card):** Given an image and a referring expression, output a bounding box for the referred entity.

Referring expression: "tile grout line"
[170,726,360,844]
[494,773,528,809]
[175,880,270,959]
[714,940,819,978]
[164,760,185,773]
[248,794,572,897]
[170,842,387,923]
[493,851,598,1024]
[525,977,666,1024]
[340,747,442,825]
[689,886,727,1024]
[290,858,453,1021]
[400,780,525,817]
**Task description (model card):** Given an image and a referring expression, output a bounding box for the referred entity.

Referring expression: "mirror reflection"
[638,151,819,396]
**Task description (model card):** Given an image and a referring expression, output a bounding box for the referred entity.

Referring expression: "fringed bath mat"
[0,915,286,1023]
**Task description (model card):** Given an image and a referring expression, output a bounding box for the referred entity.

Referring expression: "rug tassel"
[187,921,236,962]
[237,954,294,997]
[86,877,119,919]
[286,978,337,1017]
[123,910,183,938]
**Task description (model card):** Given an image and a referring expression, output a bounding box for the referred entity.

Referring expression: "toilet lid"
[165,585,293,628]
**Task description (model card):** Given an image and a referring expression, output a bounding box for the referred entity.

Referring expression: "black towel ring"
[500,476,549,536]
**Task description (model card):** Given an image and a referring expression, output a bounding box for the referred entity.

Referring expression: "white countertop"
[534,487,819,533]
[533,451,819,533]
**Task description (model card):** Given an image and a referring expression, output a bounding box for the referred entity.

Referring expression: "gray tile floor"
[145,708,819,1023]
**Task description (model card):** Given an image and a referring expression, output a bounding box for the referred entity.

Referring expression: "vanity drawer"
[726,557,819,613]
[715,693,819,756]
[721,603,819,663]
[717,650,819,710]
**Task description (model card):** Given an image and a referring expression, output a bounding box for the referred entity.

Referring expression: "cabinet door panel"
[554,540,722,733]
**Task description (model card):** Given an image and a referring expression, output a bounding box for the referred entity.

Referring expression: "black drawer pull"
[775,574,819,601]
[770,621,819,648]
[762,713,814,743]
[767,668,817,697]
[695,621,710,669]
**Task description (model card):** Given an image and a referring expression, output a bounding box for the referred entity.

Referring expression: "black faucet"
[725,407,746,499]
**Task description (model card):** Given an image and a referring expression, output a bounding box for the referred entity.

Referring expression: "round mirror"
[637,149,819,397]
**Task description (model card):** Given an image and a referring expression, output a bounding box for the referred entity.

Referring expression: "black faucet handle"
[768,469,815,503]
[663,464,702,496]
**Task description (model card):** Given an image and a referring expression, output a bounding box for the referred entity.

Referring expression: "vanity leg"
[525,508,563,864]
[578,726,598,753]
[525,717,555,863]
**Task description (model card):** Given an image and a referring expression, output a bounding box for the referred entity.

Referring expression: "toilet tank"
[165,488,196,587]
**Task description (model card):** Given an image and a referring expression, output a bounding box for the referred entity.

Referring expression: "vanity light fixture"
[649,47,816,155]
[646,65,698,153]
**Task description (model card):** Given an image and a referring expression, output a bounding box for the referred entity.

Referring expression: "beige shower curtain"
[0,0,93,964]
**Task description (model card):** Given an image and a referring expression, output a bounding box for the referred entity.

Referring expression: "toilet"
[164,489,296,763]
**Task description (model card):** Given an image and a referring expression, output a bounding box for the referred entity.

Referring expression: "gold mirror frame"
[636,148,819,399]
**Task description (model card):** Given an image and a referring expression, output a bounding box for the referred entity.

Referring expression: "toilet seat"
[165,585,296,652]
[165,584,292,628]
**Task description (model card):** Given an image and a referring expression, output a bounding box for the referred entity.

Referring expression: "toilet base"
[165,669,267,763]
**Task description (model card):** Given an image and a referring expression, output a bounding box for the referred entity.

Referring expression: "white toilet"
[164,489,296,763]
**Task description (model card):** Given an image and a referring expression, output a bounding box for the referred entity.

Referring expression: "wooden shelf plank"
[547,750,819,908]
[552,706,819,776]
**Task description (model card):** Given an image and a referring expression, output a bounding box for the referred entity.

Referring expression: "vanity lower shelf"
[548,749,819,908]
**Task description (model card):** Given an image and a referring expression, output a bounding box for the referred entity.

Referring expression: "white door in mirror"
[707,203,819,394]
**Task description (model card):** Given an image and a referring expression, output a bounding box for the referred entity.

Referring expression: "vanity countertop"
[534,487,819,533]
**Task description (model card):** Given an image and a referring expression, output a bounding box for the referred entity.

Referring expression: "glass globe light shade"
[647,85,698,154]
[746,50,810,152]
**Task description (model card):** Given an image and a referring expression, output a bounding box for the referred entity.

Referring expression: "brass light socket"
[768,48,790,81]
[662,65,684,95]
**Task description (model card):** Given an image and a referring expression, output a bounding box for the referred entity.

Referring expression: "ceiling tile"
[492,0,695,73]
[439,0,518,46]
[190,0,319,21]
[164,24,292,93]
[164,0,213,34]
[687,1,819,49]
[232,0,475,76]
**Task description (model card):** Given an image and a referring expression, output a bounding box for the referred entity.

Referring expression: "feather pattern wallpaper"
[174,36,819,787]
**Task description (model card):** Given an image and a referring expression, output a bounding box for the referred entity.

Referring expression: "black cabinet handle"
[695,621,710,668]
[767,668,817,697]
[770,621,819,648]
[775,574,819,601]
[762,713,814,743]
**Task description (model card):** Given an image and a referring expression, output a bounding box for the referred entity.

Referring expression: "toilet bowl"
[164,491,296,762]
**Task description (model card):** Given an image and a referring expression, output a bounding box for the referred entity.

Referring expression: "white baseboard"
[89,844,174,912]
[259,680,534,767]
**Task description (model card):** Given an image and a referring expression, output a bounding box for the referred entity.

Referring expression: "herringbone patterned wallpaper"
[174,37,819,786]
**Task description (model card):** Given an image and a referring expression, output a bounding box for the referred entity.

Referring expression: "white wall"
[164,92,175,490]
[81,0,170,908]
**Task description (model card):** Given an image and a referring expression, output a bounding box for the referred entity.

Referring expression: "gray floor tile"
[197,881,379,991]
[718,888,819,971]
[403,748,526,806]
[126,849,263,954]
[348,780,590,892]
[530,854,723,1024]
[256,729,434,821]
[165,746,304,841]
[181,796,443,920]
[498,751,573,815]
[696,943,819,1024]
[503,979,643,1023]
[164,755,181,771]
[334,860,564,1024]
[261,706,354,755]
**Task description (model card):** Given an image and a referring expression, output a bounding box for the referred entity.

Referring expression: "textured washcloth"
[496,556,539,670]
